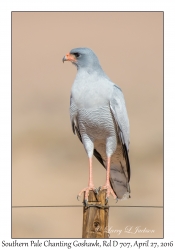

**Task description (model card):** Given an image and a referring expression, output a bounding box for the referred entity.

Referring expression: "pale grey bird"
[62,47,131,203]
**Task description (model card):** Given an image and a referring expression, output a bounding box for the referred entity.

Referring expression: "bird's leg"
[101,157,117,201]
[77,157,97,203]
[88,157,94,187]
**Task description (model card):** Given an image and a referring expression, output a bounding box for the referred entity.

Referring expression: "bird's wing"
[70,94,81,141]
[109,84,130,181]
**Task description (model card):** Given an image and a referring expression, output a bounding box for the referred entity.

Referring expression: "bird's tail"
[110,161,131,200]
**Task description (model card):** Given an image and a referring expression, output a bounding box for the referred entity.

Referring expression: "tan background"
[12,12,163,238]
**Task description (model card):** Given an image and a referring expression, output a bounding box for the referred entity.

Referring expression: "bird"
[62,47,131,204]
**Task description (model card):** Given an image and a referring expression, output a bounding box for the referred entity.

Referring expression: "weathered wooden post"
[82,190,109,238]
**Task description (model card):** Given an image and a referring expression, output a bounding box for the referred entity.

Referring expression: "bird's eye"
[74,53,80,58]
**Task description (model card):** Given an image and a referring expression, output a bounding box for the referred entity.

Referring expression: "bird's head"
[62,47,101,70]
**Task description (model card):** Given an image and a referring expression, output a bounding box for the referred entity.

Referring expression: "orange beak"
[62,53,77,63]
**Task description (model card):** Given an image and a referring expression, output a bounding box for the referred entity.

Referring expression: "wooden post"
[82,190,109,238]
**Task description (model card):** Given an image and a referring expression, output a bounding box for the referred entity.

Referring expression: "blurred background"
[12,12,163,238]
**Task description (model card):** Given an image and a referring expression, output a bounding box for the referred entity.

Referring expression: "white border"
[0,0,175,247]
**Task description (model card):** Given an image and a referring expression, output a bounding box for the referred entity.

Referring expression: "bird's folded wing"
[110,84,131,181]
[70,95,81,140]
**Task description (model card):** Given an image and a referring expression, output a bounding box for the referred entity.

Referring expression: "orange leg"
[77,158,97,204]
[101,157,117,200]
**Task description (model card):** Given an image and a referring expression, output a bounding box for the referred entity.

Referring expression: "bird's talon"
[84,199,88,206]
[115,197,118,203]
[94,188,98,194]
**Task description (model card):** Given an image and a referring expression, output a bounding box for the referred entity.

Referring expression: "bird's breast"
[71,74,113,109]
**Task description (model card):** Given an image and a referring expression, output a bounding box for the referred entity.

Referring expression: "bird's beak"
[62,53,77,63]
